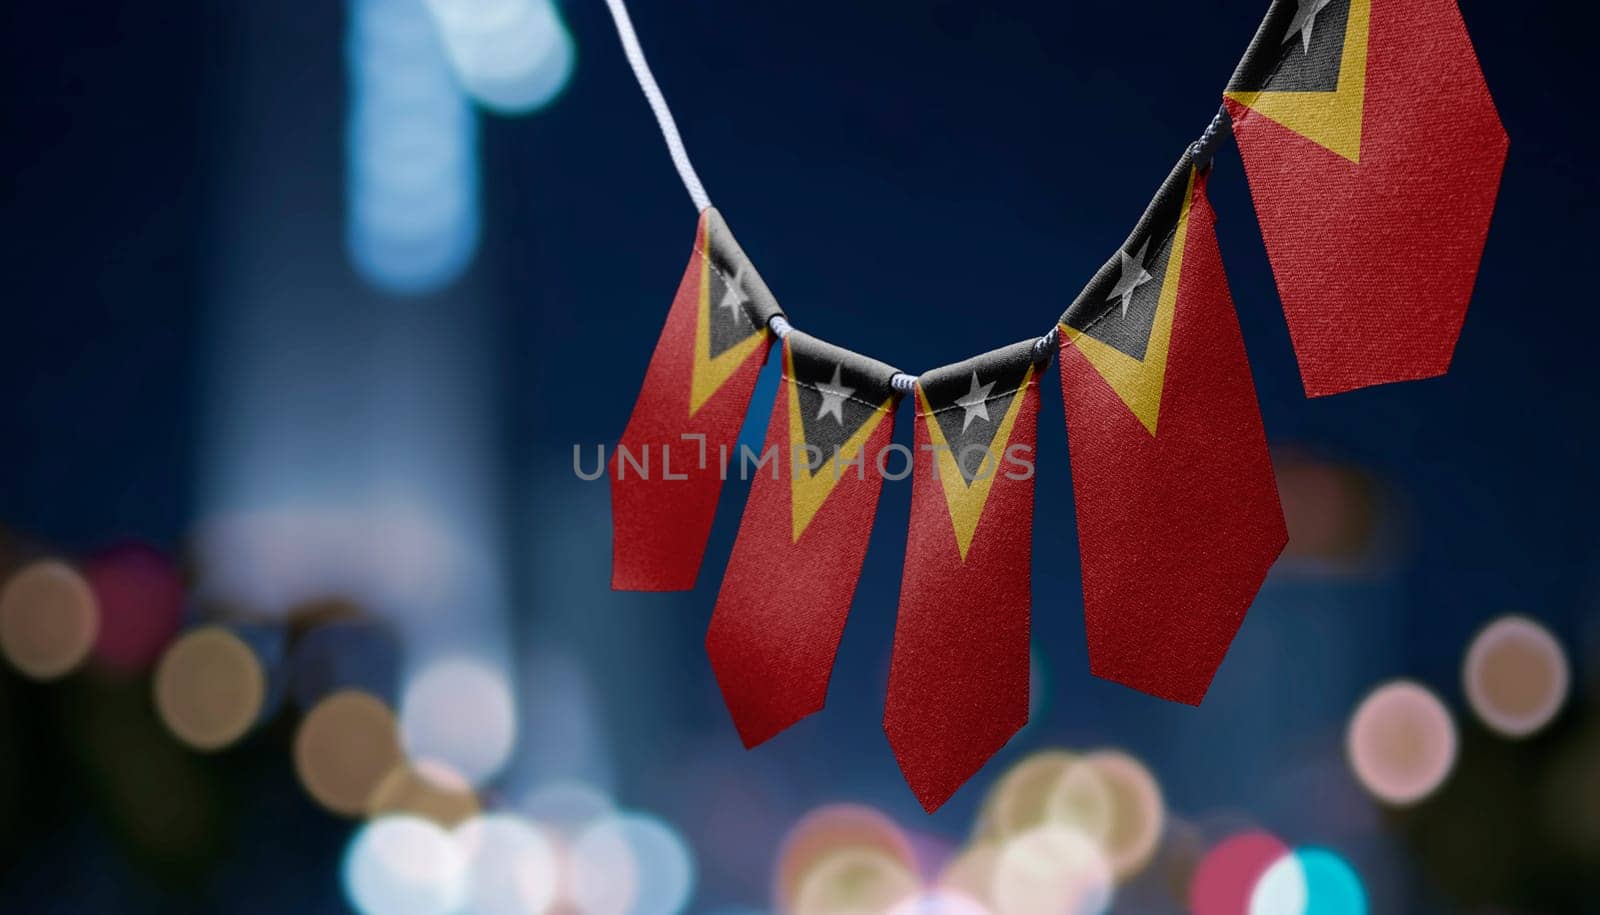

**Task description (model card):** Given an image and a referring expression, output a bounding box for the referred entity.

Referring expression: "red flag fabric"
[611,208,784,591]
[1224,0,1507,396]
[706,333,901,747]
[885,340,1042,812]
[1058,155,1286,705]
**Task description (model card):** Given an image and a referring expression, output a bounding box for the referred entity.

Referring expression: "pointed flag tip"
[912,784,957,815]
[890,753,975,815]
[725,700,821,749]
[1088,661,1212,707]
[896,746,999,814]
[734,723,776,750]
[885,340,1039,815]
[707,630,830,749]
[886,705,1028,816]
[1224,0,1505,398]
[705,332,899,761]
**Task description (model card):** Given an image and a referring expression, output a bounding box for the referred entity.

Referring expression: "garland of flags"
[604,0,1507,812]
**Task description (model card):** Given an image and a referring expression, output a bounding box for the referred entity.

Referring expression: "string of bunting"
[604,0,1508,812]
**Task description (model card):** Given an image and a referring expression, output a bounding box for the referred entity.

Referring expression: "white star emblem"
[1105,238,1154,319]
[1282,0,1334,55]
[954,371,996,433]
[718,266,746,318]
[814,365,854,424]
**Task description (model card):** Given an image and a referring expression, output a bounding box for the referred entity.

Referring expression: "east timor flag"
[707,333,901,747]
[611,208,784,591]
[886,340,1041,811]
[1058,153,1286,705]
[1224,0,1507,396]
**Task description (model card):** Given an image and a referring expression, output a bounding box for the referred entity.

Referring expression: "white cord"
[603,0,712,212]
[601,2,1234,385]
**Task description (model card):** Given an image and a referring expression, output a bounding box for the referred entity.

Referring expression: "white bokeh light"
[347,0,480,294]
[568,814,642,915]
[521,780,614,836]
[888,889,993,915]
[344,815,468,915]
[424,0,575,113]
[990,825,1113,915]
[565,812,696,915]
[455,814,561,915]
[615,814,695,915]
[1248,852,1308,915]
[400,656,517,786]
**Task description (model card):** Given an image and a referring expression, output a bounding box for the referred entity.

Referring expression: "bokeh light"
[1043,758,1114,846]
[1190,830,1291,915]
[522,779,614,836]
[777,804,915,911]
[790,846,921,915]
[84,543,185,674]
[567,813,642,915]
[1249,851,1308,915]
[888,889,992,915]
[424,0,576,114]
[0,559,98,679]
[347,0,480,294]
[193,509,462,624]
[1296,848,1366,915]
[937,842,1000,904]
[454,813,561,915]
[295,688,405,816]
[977,751,1108,843]
[1253,848,1367,915]
[153,625,266,751]
[344,814,468,915]
[1346,681,1457,806]
[399,655,516,786]
[903,830,956,890]
[368,757,481,826]
[575,813,694,915]
[621,814,696,915]
[1463,615,1569,738]
[1081,750,1165,881]
[989,825,1113,915]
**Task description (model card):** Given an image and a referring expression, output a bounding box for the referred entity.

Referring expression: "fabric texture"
[1058,156,1287,705]
[885,339,1042,812]
[1224,0,1507,396]
[611,208,782,591]
[706,332,901,747]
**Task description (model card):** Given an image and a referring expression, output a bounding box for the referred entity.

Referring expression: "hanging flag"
[1058,153,1286,705]
[885,340,1042,812]
[1224,0,1507,396]
[611,208,784,591]
[706,332,901,746]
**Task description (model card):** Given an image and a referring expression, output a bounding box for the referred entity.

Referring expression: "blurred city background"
[0,0,1595,913]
